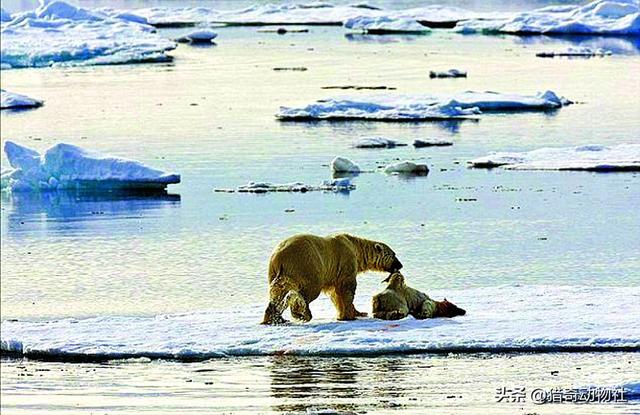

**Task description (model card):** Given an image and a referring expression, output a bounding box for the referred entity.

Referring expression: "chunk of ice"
[220,178,355,193]
[176,29,218,43]
[331,157,361,174]
[413,139,453,147]
[1,89,43,109]
[354,137,406,148]
[429,69,467,78]
[344,16,430,34]
[1,141,180,192]
[384,161,429,175]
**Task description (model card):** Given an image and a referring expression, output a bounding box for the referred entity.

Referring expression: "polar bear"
[372,272,465,320]
[261,233,403,325]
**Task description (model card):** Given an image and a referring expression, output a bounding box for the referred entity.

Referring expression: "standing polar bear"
[261,233,403,325]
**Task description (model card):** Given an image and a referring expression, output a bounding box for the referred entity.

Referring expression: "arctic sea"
[1,0,639,413]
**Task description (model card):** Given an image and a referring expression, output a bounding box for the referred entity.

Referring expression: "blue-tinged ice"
[344,16,430,34]
[1,89,43,109]
[1,141,180,192]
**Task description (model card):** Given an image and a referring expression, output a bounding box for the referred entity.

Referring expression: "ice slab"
[354,137,406,148]
[536,47,612,58]
[344,16,430,34]
[2,285,638,360]
[277,91,569,121]
[0,1,175,68]
[384,161,429,175]
[429,69,467,78]
[176,29,218,43]
[413,139,453,147]
[331,157,361,174]
[469,144,640,171]
[1,141,180,192]
[1,89,43,109]
[215,178,355,193]
[455,0,640,35]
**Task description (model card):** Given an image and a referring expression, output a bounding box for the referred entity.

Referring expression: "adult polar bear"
[261,233,403,325]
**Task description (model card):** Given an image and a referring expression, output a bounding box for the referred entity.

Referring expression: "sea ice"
[331,157,361,174]
[384,161,429,175]
[216,178,355,193]
[344,16,430,34]
[175,29,218,43]
[277,91,569,121]
[536,47,612,58]
[354,137,406,148]
[0,8,12,22]
[413,139,453,147]
[468,144,640,171]
[0,1,176,68]
[1,89,43,109]
[429,69,467,78]
[1,141,180,192]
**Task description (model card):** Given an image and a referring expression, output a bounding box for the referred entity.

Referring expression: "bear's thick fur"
[261,233,403,325]
[372,272,465,320]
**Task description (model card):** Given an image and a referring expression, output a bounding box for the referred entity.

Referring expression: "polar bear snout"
[389,257,403,273]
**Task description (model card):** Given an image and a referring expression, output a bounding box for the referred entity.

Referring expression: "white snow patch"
[2,285,638,359]
[331,157,361,174]
[469,144,640,171]
[0,1,175,68]
[354,137,406,148]
[1,89,43,109]
[344,16,429,34]
[384,161,429,175]
[1,141,180,192]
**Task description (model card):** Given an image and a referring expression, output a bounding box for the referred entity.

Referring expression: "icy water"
[1,3,640,414]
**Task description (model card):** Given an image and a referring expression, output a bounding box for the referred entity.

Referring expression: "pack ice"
[277,91,570,121]
[0,1,176,68]
[1,141,180,192]
[469,144,640,171]
[1,89,43,109]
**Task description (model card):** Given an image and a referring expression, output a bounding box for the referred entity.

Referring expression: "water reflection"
[344,33,421,44]
[514,34,640,55]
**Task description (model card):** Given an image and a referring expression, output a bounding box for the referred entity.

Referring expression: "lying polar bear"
[372,272,466,320]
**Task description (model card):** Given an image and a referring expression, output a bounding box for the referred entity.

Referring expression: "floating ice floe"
[1,89,43,110]
[175,29,218,43]
[0,1,176,68]
[344,16,430,34]
[384,161,429,175]
[2,285,638,360]
[277,90,570,121]
[215,178,355,193]
[413,139,453,147]
[1,141,180,192]
[536,47,612,58]
[1,8,12,22]
[455,0,640,35]
[469,144,640,171]
[354,137,407,148]
[429,69,467,78]
[331,157,361,174]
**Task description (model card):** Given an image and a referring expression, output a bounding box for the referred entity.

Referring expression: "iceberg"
[1,89,43,109]
[384,161,429,175]
[455,0,640,35]
[354,137,406,148]
[1,141,180,192]
[215,178,355,193]
[331,157,361,174]
[429,69,467,78]
[344,16,430,34]
[0,1,176,68]
[468,144,640,171]
[277,91,569,121]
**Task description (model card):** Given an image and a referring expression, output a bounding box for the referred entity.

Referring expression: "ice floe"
[0,1,175,68]
[469,144,640,171]
[536,47,612,58]
[175,29,218,43]
[0,89,43,109]
[215,178,355,193]
[2,285,638,360]
[413,139,453,147]
[344,16,430,34]
[354,137,406,148]
[429,69,467,78]
[277,91,570,121]
[384,161,429,175]
[331,157,361,174]
[1,141,180,192]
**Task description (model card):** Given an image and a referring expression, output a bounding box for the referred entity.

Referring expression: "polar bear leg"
[287,290,312,322]
[331,279,367,320]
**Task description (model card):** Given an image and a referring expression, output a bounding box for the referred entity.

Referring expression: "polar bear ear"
[374,243,383,252]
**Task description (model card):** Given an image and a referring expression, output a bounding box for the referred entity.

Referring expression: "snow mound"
[384,161,429,175]
[1,89,43,109]
[2,285,638,360]
[331,157,361,174]
[469,144,640,171]
[1,141,180,192]
[455,0,640,35]
[344,16,429,34]
[429,69,467,78]
[277,91,569,121]
[0,1,175,68]
[354,137,406,148]
[176,29,218,43]
[215,178,355,193]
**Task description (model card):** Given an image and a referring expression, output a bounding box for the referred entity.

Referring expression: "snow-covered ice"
[215,178,355,193]
[536,47,612,58]
[2,285,638,360]
[344,16,430,34]
[469,144,640,171]
[429,69,467,78]
[1,89,43,109]
[175,29,218,43]
[1,141,180,192]
[0,1,176,68]
[384,161,429,175]
[331,157,361,174]
[277,91,570,121]
[354,137,406,149]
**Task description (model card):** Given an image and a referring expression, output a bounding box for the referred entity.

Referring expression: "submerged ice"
[215,179,355,193]
[0,1,176,68]
[1,141,180,192]
[1,89,43,109]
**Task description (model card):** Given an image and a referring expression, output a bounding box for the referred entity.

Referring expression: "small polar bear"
[372,272,466,320]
